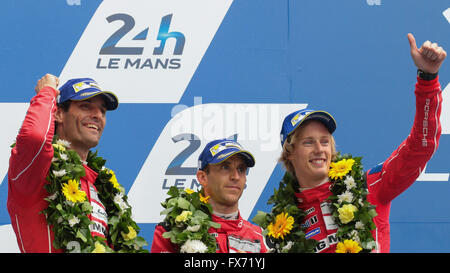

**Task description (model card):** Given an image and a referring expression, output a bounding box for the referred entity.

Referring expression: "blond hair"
[278,121,337,176]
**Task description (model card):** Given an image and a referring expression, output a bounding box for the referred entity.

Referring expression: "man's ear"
[196,170,208,188]
[54,108,64,125]
[287,150,294,162]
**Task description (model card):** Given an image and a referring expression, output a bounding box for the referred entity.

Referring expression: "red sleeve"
[150,224,178,253]
[367,76,442,205]
[8,86,58,197]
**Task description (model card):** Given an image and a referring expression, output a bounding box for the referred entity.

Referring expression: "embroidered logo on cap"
[72,81,101,93]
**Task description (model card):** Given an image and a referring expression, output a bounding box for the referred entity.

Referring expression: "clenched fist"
[35,74,60,95]
[408,33,447,74]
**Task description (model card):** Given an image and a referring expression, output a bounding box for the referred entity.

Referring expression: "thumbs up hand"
[407,33,446,74]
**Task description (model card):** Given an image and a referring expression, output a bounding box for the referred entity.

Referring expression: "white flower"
[358,198,364,206]
[344,176,356,190]
[281,241,294,252]
[53,169,67,177]
[56,139,71,148]
[60,153,68,161]
[47,192,58,201]
[113,193,129,211]
[350,230,361,244]
[365,241,377,250]
[65,200,75,207]
[355,221,364,230]
[68,216,80,227]
[51,157,59,163]
[337,191,354,204]
[180,239,208,253]
[186,224,201,232]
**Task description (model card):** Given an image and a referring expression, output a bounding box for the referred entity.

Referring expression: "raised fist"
[35,74,60,94]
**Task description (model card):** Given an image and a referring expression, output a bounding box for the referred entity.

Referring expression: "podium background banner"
[0,0,449,252]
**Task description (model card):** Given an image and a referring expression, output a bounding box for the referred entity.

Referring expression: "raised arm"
[367,34,446,204]
[8,74,60,196]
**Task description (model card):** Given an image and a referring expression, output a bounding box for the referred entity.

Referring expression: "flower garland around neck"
[41,137,148,253]
[252,153,377,253]
[159,186,220,253]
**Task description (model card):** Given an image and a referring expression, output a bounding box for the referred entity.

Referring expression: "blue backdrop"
[0,0,449,253]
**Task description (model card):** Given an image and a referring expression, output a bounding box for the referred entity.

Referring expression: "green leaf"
[167,186,180,197]
[177,197,191,210]
[76,230,88,243]
[81,202,93,213]
[252,211,268,227]
[209,221,221,229]
[162,231,174,239]
[134,236,149,248]
[160,207,174,216]
[368,208,378,218]
[167,198,178,207]
[193,209,208,220]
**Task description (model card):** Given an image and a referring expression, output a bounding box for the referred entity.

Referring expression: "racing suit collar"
[295,180,332,204]
[213,210,239,220]
[298,178,329,191]
[211,212,244,232]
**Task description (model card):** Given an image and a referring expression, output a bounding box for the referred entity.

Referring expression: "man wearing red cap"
[266,34,446,253]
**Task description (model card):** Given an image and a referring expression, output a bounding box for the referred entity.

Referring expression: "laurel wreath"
[41,137,148,253]
[253,153,377,253]
[159,186,220,253]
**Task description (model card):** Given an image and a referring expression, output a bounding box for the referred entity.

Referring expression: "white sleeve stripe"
[432,92,441,154]
[10,97,55,182]
[369,90,442,188]
[14,214,26,253]
[368,177,382,187]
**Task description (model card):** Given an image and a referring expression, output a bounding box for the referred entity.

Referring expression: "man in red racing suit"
[278,34,446,253]
[152,213,269,253]
[7,74,119,253]
[151,139,269,253]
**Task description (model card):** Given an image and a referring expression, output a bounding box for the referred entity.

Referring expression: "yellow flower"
[184,188,194,194]
[52,143,66,151]
[267,212,294,240]
[107,169,121,190]
[175,210,192,223]
[61,179,86,203]
[199,193,210,204]
[121,226,137,241]
[335,239,362,253]
[91,241,106,253]
[329,158,355,180]
[338,204,358,224]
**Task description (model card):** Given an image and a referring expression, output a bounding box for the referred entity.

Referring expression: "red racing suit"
[295,76,442,253]
[151,213,269,253]
[7,86,109,253]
